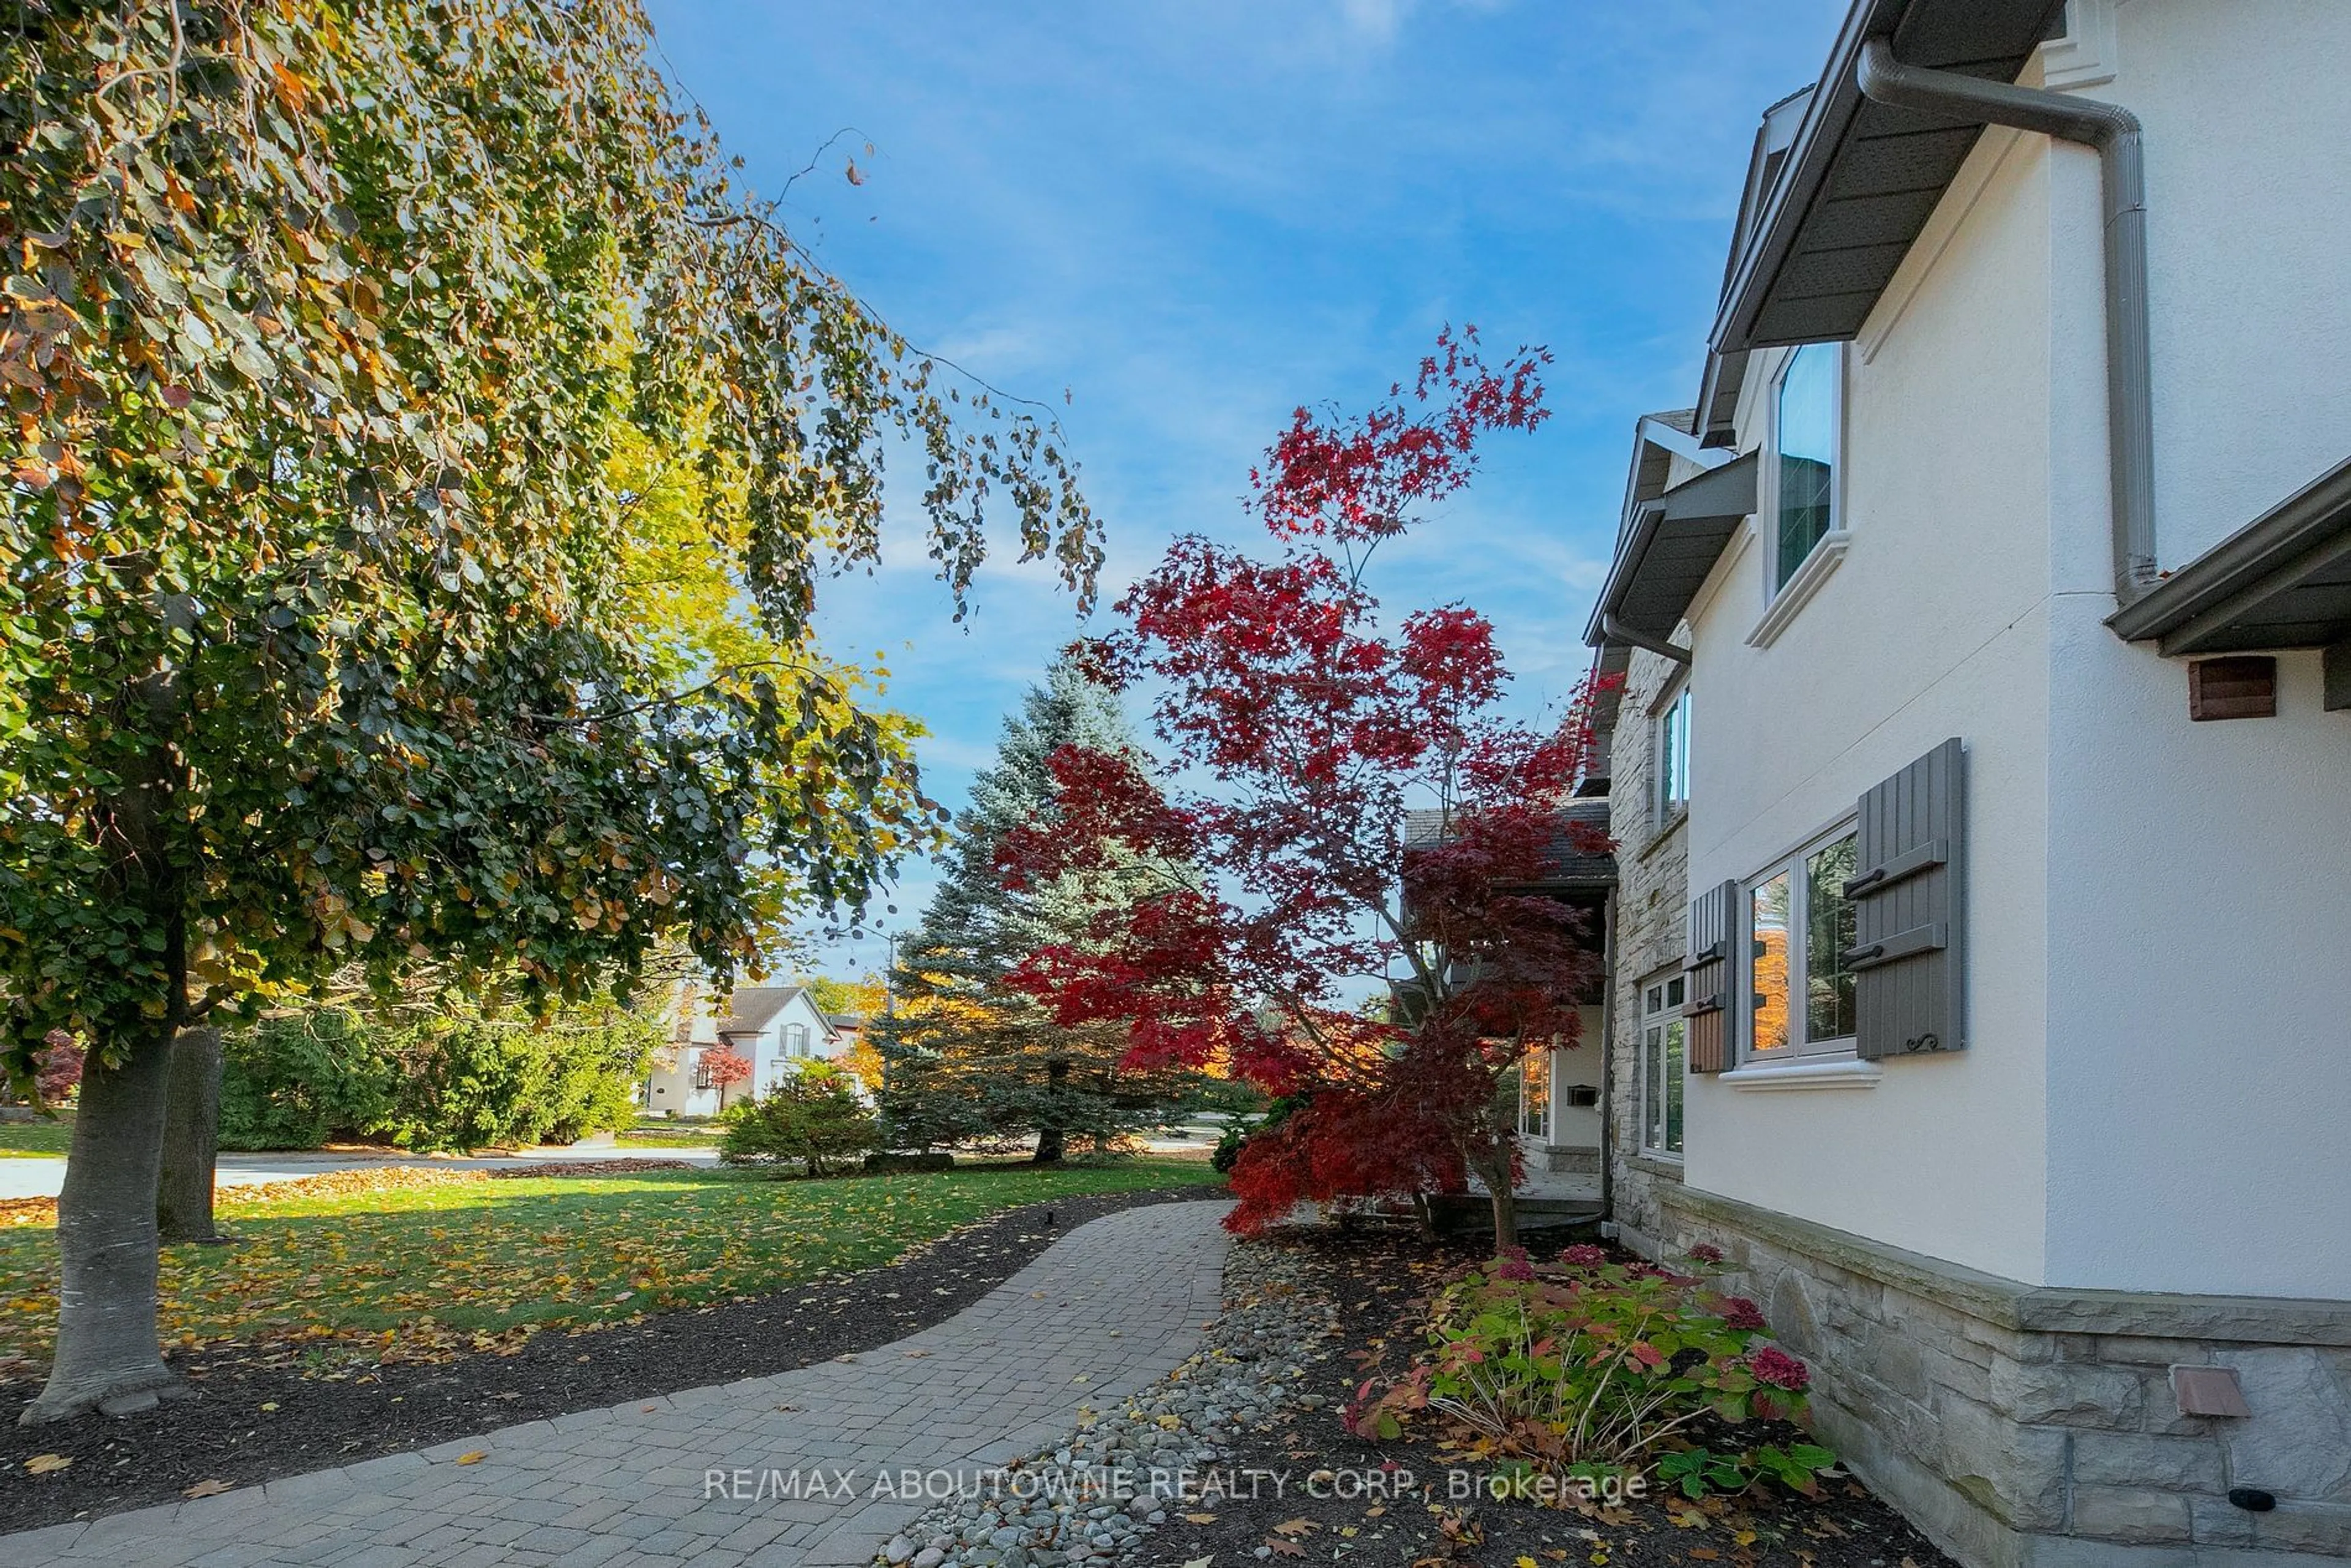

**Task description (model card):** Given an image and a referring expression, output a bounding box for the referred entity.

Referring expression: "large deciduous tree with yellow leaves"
[0,0,1096,1422]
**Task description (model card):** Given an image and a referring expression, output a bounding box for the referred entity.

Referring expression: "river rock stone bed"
[876,1234,1340,1568]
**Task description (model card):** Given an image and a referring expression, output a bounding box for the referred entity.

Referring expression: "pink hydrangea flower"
[1491,1251,1536,1281]
[1718,1296,1768,1330]
[1558,1244,1608,1266]
[1749,1346,1812,1392]
[1685,1242,1725,1264]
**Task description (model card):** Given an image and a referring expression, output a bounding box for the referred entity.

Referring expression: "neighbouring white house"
[645,984,839,1117]
[1575,2,2351,1566]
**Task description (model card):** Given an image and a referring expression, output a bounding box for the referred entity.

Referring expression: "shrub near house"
[1348,1244,1834,1499]
[721,1061,883,1177]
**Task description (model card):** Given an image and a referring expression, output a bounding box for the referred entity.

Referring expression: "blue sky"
[642,0,1842,977]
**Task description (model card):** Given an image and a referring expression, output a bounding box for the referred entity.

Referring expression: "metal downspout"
[1601,612,1692,665]
[1855,37,2158,606]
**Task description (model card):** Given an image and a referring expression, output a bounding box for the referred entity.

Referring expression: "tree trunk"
[1032,1056,1068,1164]
[1487,1180,1519,1253]
[23,1024,188,1424]
[1467,1142,1520,1252]
[156,1026,223,1245]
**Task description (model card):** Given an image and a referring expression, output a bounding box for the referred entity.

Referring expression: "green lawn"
[0,1114,72,1158]
[613,1121,726,1149]
[0,1158,1222,1368]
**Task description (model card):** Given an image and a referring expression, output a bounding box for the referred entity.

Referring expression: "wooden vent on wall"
[2188,656,2277,721]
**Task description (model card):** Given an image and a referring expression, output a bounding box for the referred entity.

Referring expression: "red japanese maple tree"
[699,1044,755,1111]
[999,329,1609,1244]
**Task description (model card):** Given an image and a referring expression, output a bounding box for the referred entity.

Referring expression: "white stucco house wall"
[645,985,838,1117]
[1578,3,2351,1566]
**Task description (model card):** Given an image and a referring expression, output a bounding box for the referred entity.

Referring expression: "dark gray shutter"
[1843,738,1966,1059]
[1682,879,1738,1073]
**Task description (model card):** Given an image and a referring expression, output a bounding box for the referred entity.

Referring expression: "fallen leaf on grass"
[1668,1507,1708,1529]
[1182,1558,1213,1568]
[1689,1551,1720,1561]
[1266,1540,1306,1559]
[454,1450,487,1466]
[1273,1518,1318,1536]
[182,1479,234,1498]
[903,1350,931,1359]
[1183,1512,1218,1525]
[24,1454,70,1474]
[1733,1529,1758,1547]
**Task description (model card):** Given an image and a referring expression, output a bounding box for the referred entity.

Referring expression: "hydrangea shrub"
[1346,1245,1835,1497]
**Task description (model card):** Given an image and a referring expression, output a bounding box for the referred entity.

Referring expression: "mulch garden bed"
[1134,1222,1957,1568]
[0,1184,1221,1534]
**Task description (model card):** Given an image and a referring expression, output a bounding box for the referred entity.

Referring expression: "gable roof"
[1401,799,1617,891]
[1711,0,2068,357]
[714,986,808,1037]
[1584,410,1760,656]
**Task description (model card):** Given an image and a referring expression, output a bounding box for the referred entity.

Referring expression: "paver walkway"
[1,1198,1233,1568]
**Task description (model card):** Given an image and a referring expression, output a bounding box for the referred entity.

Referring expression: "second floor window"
[785,1024,809,1057]
[1657,686,1692,824]
[1772,342,1840,590]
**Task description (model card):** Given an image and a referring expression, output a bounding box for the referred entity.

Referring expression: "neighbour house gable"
[647,983,842,1113]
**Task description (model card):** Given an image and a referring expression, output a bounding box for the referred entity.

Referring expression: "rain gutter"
[1855,37,2158,606]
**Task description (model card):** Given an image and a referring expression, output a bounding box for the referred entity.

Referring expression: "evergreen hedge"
[220,1008,657,1153]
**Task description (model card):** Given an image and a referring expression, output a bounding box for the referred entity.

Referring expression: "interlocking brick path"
[1,1199,1234,1568]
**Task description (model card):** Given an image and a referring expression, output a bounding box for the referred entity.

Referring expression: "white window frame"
[1739,818,1862,1067]
[1764,341,1843,593]
[785,1023,810,1057]
[1514,1049,1551,1141]
[1654,683,1692,830]
[1748,342,1851,648]
[1637,968,1686,1159]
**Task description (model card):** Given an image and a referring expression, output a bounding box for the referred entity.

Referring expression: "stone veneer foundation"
[1618,1186,2351,1568]
[1597,646,2349,1568]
